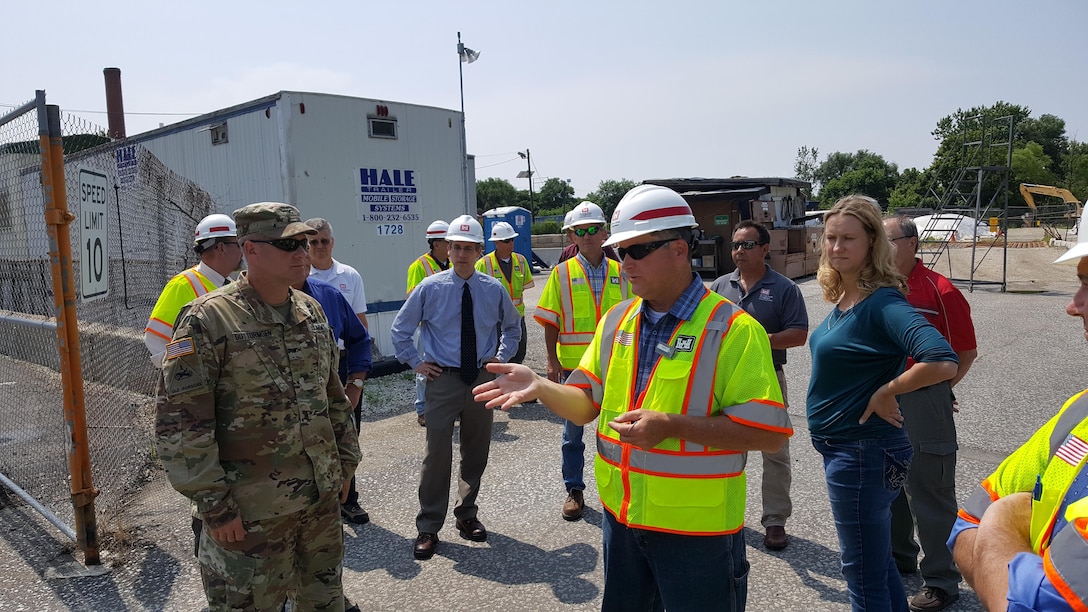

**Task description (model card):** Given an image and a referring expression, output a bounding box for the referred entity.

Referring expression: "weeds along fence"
[0,92,213,561]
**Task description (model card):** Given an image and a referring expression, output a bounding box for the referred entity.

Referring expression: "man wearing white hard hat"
[406,219,452,427]
[557,208,620,264]
[948,206,1088,612]
[478,185,790,610]
[391,214,521,561]
[535,201,629,522]
[476,221,535,363]
[144,213,243,367]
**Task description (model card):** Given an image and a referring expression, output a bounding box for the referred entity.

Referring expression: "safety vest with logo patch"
[566,291,790,535]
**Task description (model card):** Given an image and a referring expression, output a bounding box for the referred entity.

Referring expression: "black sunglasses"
[731,240,765,251]
[495,239,513,244]
[572,226,602,237]
[250,238,310,252]
[617,238,677,261]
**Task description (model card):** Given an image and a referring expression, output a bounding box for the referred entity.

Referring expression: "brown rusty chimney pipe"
[103,67,126,139]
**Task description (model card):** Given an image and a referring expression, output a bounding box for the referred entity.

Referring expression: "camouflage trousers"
[198,494,345,611]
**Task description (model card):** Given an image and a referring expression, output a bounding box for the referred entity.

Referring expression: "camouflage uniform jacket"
[155,272,361,529]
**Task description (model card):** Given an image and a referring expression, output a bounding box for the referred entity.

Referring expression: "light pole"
[517,149,534,215]
[457,32,480,214]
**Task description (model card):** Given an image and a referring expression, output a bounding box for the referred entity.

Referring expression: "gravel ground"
[0,235,1083,611]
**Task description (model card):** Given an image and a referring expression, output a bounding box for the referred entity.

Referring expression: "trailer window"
[369,118,397,139]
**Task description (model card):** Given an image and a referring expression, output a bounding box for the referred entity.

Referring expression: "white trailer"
[131,91,475,359]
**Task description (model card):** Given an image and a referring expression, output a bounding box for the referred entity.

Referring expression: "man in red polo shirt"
[884,215,978,612]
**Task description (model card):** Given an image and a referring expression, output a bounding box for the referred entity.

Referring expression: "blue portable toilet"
[482,206,533,262]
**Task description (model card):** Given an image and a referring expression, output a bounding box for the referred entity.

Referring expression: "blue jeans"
[601,509,748,611]
[561,419,585,492]
[812,435,913,612]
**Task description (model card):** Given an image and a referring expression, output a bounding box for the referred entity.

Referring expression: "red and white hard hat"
[194,213,237,245]
[603,185,697,247]
[426,219,449,239]
[567,201,607,228]
[1055,206,1088,264]
[445,214,484,244]
[489,221,519,242]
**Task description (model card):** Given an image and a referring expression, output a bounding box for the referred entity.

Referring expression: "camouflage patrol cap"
[233,202,317,238]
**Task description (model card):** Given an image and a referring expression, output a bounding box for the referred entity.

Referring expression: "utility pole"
[517,149,534,215]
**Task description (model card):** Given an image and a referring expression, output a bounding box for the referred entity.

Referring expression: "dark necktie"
[460,283,478,386]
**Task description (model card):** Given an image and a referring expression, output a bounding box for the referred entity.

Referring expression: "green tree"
[1018,114,1069,167]
[888,168,930,211]
[586,178,640,219]
[814,150,899,207]
[476,178,520,213]
[793,146,819,198]
[928,102,1031,197]
[1011,141,1059,199]
[537,178,576,216]
[1063,141,1088,204]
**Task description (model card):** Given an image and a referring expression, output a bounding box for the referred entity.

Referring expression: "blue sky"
[5,0,1086,197]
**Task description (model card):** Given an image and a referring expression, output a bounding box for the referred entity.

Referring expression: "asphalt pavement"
[0,264,1084,611]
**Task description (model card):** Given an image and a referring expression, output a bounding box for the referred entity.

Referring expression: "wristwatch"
[348,378,365,388]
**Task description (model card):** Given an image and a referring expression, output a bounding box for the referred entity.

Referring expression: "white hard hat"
[489,221,519,242]
[446,214,484,244]
[1055,206,1088,263]
[426,219,449,239]
[603,185,698,247]
[567,201,607,227]
[194,213,237,244]
[561,210,576,231]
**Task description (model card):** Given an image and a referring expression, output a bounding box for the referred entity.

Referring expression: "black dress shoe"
[413,532,438,560]
[456,517,487,542]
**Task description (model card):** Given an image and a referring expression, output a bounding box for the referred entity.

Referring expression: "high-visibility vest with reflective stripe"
[145,267,215,341]
[406,253,446,295]
[575,291,788,535]
[534,257,628,370]
[960,390,1088,608]
[475,251,535,315]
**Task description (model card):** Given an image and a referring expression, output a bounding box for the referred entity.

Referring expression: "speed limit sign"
[79,168,109,301]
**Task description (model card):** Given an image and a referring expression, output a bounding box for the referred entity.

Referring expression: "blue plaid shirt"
[634,274,706,396]
[576,252,608,299]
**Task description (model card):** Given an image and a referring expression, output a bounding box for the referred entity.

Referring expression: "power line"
[0,102,197,117]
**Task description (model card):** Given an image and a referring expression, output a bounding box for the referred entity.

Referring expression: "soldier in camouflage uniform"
[156,202,361,612]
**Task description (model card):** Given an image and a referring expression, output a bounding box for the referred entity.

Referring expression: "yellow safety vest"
[569,291,789,535]
[406,253,446,295]
[961,390,1088,607]
[534,257,628,370]
[145,267,216,341]
[475,251,535,315]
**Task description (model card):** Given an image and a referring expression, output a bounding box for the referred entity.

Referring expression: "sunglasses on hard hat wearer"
[731,240,765,251]
[573,226,602,237]
[496,239,513,244]
[251,238,310,252]
[618,238,677,261]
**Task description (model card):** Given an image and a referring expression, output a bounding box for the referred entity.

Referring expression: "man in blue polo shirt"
[710,219,809,551]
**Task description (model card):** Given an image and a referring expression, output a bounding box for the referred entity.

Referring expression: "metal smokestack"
[103,67,126,139]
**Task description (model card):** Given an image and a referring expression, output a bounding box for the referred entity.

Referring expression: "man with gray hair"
[884,214,978,612]
[306,217,369,329]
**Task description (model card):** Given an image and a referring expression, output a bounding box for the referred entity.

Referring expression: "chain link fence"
[0,96,215,556]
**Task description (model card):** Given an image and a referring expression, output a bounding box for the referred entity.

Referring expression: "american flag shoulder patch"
[616,330,634,347]
[1055,434,1088,467]
[165,337,195,360]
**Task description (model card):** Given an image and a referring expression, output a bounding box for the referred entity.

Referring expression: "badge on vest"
[610,277,620,284]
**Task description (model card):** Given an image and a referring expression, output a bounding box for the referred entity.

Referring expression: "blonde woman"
[806,195,958,612]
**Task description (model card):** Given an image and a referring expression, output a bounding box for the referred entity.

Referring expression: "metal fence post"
[40,99,100,564]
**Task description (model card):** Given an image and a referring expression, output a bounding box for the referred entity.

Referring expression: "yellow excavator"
[1018,183,1083,240]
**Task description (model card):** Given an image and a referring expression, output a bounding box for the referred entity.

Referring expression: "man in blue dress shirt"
[391,214,521,561]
